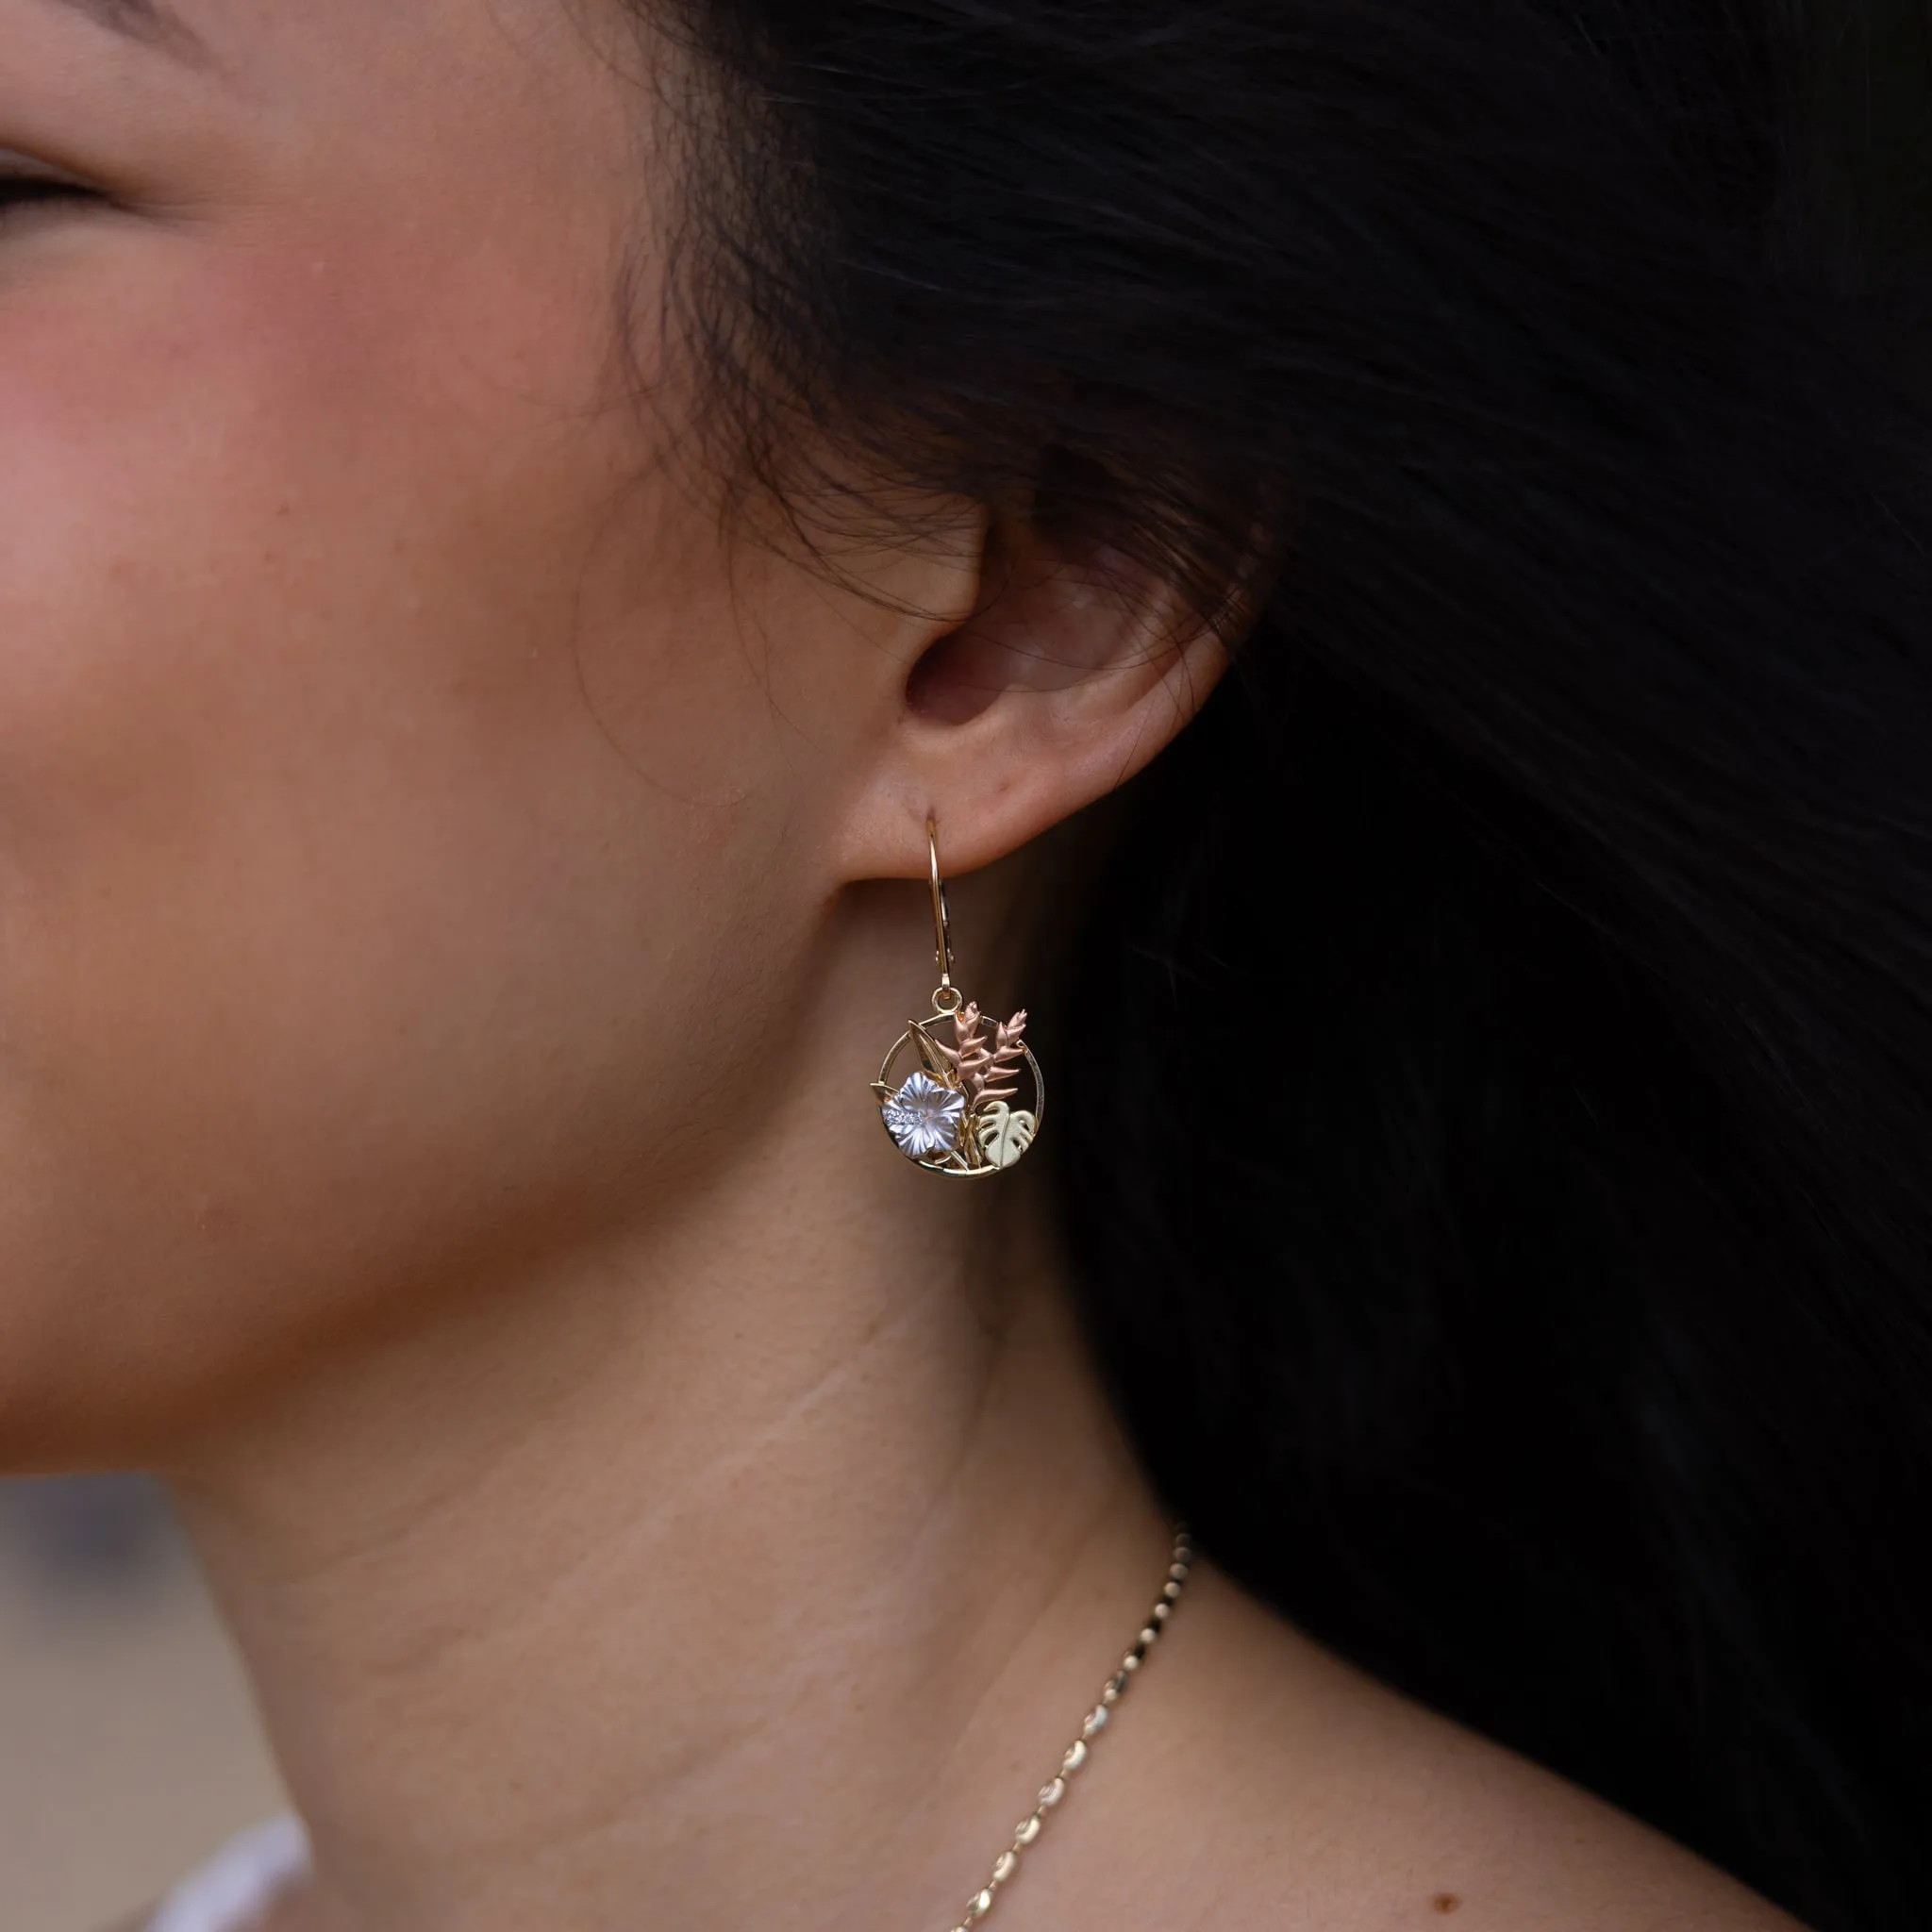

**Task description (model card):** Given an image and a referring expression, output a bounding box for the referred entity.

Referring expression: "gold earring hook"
[926,816,959,1012]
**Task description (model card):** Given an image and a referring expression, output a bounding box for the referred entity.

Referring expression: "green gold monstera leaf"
[974,1101,1037,1170]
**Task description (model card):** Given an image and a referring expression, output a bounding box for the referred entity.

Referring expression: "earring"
[872,819,1044,1175]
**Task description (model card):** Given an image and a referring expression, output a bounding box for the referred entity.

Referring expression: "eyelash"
[0,171,102,220]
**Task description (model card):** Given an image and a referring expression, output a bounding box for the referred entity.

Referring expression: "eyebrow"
[40,0,211,66]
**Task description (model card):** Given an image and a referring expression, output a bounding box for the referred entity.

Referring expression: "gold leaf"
[909,1021,962,1087]
[974,1102,1038,1169]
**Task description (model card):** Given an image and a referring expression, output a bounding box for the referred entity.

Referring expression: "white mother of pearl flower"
[881,1071,966,1158]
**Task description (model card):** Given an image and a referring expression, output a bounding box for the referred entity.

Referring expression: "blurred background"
[0,1476,285,1932]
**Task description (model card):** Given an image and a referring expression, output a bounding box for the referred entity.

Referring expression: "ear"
[838,507,1231,878]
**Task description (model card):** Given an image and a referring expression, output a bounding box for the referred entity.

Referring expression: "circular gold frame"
[872,1029,1046,1178]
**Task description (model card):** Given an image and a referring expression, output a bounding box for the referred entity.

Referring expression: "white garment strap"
[145,1815,311,1932]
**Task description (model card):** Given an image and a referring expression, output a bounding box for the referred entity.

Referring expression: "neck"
[162,929,1175,1932]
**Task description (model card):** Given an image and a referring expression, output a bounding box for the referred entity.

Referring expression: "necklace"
[183,1530,1194,1932]
[941,1526,1193,1931]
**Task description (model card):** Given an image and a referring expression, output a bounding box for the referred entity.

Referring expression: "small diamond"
[882,1072,965,1158]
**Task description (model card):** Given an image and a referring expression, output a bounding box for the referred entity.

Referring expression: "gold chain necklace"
[242,1530,1193,1931]
[941,1527,1193,1931]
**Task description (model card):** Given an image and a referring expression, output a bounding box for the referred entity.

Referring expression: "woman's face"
[0,0,935,1463]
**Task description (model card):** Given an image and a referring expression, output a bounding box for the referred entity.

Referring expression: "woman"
[5,0,1925,1927]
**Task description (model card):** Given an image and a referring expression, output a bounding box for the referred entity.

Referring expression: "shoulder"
[1109,1568,1807,1932]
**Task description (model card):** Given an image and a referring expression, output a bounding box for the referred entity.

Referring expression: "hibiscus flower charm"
[880,1071,967,1160]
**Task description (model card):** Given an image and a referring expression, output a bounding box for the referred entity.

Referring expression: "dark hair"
[644,4,1932,1924]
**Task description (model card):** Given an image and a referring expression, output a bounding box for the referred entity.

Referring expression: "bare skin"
[0,4,1802,1930]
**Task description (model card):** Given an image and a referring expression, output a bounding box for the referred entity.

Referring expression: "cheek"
[0,216,779,1463]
